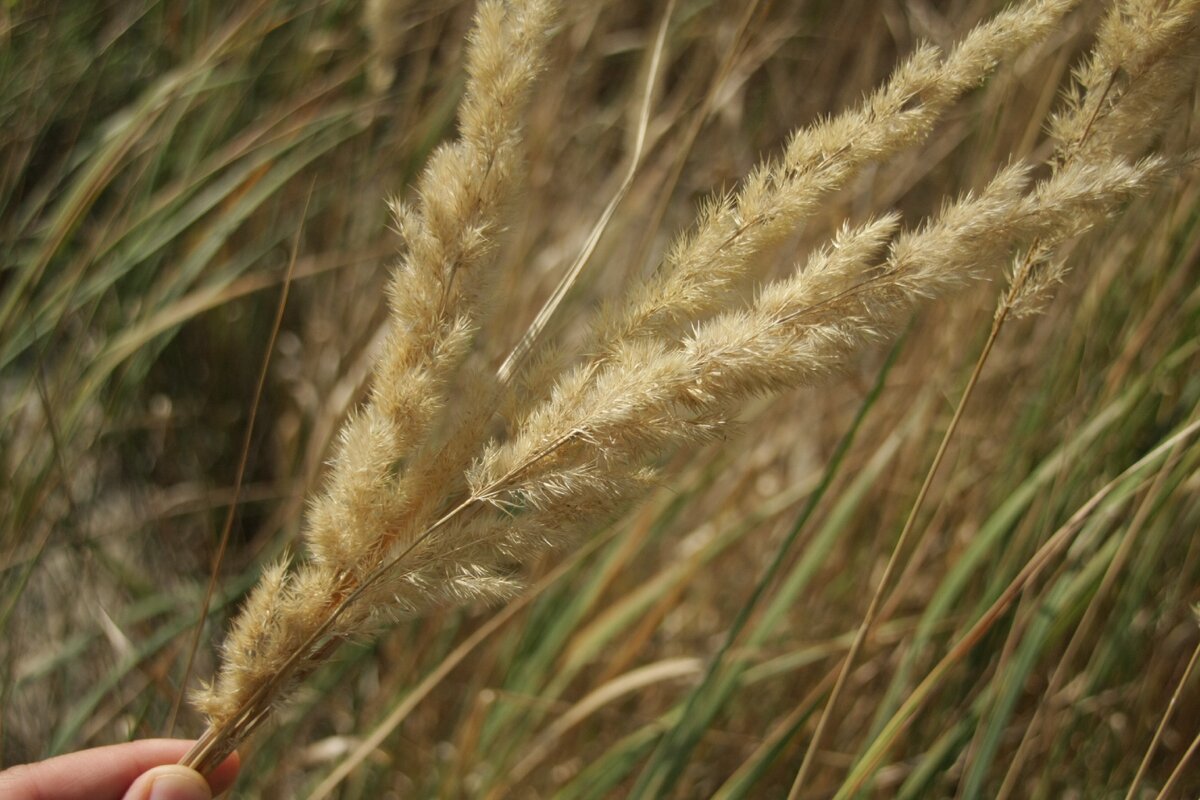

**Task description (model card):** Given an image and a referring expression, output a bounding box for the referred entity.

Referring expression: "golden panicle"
[469,153,1169,541]
[189,0,558,769]
[594,0,1078,351]
[1013,0,1198,317]
[191,559,290,721]
[186,0,1195,780]
[305,0,555,576]
[1051,0,1200,166]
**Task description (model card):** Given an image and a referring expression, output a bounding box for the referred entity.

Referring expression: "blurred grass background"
[1,0,1198,797]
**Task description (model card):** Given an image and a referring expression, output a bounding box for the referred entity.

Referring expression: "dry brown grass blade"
[1154,727,1200,800]
[496,0,674,385]
[626,0,765,278]
[166,182,312,735]
[92,247,381,380]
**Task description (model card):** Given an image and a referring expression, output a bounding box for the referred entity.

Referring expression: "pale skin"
[0,740,239,800]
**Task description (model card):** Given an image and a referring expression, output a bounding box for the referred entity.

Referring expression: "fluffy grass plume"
[2,0,1198,796]
[186,0,559,770]
[185,0,1193,777]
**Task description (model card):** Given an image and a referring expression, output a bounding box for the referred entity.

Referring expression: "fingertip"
[122,765,211,800]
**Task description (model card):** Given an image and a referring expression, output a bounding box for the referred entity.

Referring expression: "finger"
[0,740,240,800]
[121,765,210,800]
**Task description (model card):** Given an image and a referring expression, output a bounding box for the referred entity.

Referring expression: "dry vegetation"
[2,0,1199,797]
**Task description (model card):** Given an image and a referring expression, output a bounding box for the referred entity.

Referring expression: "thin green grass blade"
[837,419,1200,798]
[959,530,1118,798]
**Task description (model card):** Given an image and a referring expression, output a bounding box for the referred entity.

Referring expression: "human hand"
[0,739,239,800]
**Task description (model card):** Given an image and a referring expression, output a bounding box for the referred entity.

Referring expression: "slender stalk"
[995,433,1187,799]
[1129,635,1200,800]
[1153,727,1200,800]
[167,183,311,736]
[790,60,1127,796]
[831,419,1200,799]
[788,308,1004,797]
[497,0,674,385]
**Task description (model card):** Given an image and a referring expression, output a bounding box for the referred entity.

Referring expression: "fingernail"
[148,769,211,800]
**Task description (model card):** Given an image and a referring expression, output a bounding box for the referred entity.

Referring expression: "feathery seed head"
[187,0,1193,778]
